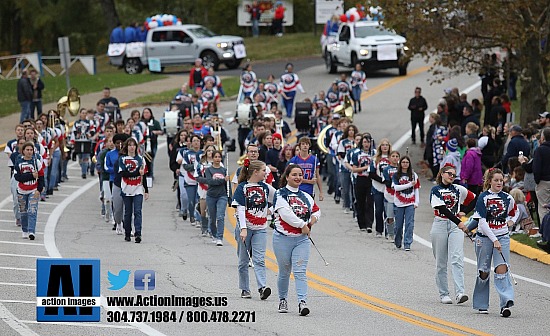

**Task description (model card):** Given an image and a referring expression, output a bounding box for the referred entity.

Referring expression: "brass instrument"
[57,88,81,118]
[237,153,247,166]
[343,95,354,121]
[317,125,332,154]
[211,117,223,150]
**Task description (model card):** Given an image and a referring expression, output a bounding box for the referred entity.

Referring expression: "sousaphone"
[57,88,81,118]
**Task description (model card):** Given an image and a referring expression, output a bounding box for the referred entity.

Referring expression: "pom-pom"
[243,159,250,167]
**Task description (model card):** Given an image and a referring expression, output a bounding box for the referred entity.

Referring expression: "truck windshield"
[354,26,394,38]
[189,27,218,38]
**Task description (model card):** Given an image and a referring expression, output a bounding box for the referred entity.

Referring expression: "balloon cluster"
[339,5,366,23]
[145,14,182,30]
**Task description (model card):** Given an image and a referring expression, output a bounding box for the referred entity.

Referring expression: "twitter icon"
[107,270,131,290]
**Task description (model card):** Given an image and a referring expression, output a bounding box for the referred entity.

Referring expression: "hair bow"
[243,158,250,167]
[443,163,456,168]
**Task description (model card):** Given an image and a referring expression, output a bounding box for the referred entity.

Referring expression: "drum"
[73,140,92,154]
[236,103,252,127]
[295,102,312,132]
[164,110,180,137]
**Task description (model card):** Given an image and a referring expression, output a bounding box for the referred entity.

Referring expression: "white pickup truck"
[108,24,247,74]
[323,21,409,75]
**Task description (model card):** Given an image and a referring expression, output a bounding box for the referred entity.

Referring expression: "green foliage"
[0,73,166,117]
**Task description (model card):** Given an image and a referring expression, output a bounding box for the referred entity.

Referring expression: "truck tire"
[398,65,407,76]
[123,58,143,74]
[351,53,358,68]
[225,58,242,69]
[325,52,337,74]
[201,51,219,71]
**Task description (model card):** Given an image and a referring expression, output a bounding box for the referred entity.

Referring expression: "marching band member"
[373,139,392,237]
[350,63,368,113]
[472,168,519,316]
[118,137,149,243]
[326,81,340,111]
[272,164,321,316]
[382,150,400,240]
[202,67,225,97]
[279,63,305,118]
[13,141,44,240]
[240,63,257,98]
[6,125,25,225]
[233,159,276,300]
[289,137,323,200]
[71,108,95,179]
[189,58,208,92]
[337,125,359,214]
[264,74,279,110]
[196,144,216,235]
[392,156,420,251]
[232,144,275,187]
[337,73,352,103]
[106,133,129,234]
[176,134,201,224]
[201,80,220,108]
[94,101,110,137]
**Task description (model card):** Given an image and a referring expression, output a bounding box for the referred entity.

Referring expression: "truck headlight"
[217,42,231,49]
[359,49,369,56]
[403,46,410,51]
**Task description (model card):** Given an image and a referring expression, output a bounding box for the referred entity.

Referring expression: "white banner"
[237,1,294,27]
[315,0,344,24]
[377,44,398,61]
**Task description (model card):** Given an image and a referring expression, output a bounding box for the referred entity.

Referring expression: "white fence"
[0,52,96,79]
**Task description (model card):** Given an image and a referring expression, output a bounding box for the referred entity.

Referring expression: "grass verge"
[511,233,544,251]
[242,32,320,61]
[130,76,241,105]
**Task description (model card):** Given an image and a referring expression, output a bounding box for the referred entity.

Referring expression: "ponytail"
[238,160,265,184]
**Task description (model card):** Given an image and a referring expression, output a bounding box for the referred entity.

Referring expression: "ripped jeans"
[273,231,310,302]
[473,234,514,310]
[17,191,39,234]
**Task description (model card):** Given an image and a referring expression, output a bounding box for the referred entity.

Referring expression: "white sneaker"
[344,209,350,214]
[216,239,223,246]
[440,296,453,304]
[116,224,123,235]
[456,294,468,304]
[22,232,28,239]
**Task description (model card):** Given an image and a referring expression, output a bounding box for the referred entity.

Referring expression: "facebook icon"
[134,270,155,290]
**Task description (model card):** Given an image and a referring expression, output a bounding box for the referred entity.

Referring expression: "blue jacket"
[105,149,119,182]
[110,26,124,43]
[533,141,550,183]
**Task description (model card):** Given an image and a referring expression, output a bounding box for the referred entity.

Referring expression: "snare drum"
[164,110,180,137]
[73,140,92,154]
[236,103,252,127]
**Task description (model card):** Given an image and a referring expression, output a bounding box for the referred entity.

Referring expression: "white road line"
[0,209,51,215]
[37,201,60,206]
[0,195,12,210]
[0,229,44,234]
[0,282,34,287]
[44,142,170,336]
[0,253,48,258]
[394,81,550,289]
[0,266,35,271]
[19,320,135,329]
[0,240,44,246]
[0,303,40,336]
[59,185,83,189]
[0,300,34,304]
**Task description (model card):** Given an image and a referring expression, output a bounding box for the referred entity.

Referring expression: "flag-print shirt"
[118,154,146,196]
[350,70,368,90]
[273,185,321,236]
[350,150,376,177]
[392,172,420,207]
[70,119,95,143]
[240,70,257,94]
[14,155,44,194]
[94,112,110,136]
[232,181,275,230]
[337,80,351,101]
[430,183,475,219]
[473,190,519,241]
[195,160,212,193]
[176,148,199,185]
[337,138,355,172]
[373,156,391,193]
[326,88,340,110]
[382,165,398,202]
[264,82,279,104]
[279,73,304,93]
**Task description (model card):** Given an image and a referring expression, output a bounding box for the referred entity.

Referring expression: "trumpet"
[211,119,223,151]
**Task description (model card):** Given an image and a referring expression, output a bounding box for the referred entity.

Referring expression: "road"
[0,57,548,336]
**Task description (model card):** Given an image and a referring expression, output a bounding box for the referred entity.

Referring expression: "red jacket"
[188,66,208,88]
[274,6,285,20]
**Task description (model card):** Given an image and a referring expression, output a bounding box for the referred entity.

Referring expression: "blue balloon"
[146,17,152,22]
[157,20,163,26]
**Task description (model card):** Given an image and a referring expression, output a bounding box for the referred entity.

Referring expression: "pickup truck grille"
[233,40,244,46]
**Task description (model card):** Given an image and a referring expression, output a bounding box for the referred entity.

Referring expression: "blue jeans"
[394,205,415,248]
[185,184,198,219]
[206,195,227,240]
[272,231,310,302]
[340,171,352,209]
[352,86,362,112]
[79,153,90,176]
[251,19,259,37]
[473,234,514,310]
[48,150,61,190]
[61,155,68,179]
[236,227,267,291]
[430,218,465,298]
[122,194,143,237]
[373,191,385,234]
[11,176,21,220]
[282,91,296,118]
[19,101,31,123]
[17,191,39,234]
[326,154,335,192]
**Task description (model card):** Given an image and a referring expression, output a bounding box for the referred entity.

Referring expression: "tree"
[99,0,121,33]
[376,0,550,126]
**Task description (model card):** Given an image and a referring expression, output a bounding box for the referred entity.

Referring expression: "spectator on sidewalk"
[532,128,550,222]
[247,0,262,37]
[500,125,530,173]
[538,112,550,129]
[461,105,479,137]
[99,87,121,121]
[408,87,428,147]
[17,70,33,123]
[272,1,285,37]
[29,69,44,119]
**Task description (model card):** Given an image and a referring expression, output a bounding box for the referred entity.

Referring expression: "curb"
[0,102,130,152]
[510,239,550,265]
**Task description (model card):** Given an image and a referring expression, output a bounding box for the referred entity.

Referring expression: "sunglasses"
[445,172,456,178]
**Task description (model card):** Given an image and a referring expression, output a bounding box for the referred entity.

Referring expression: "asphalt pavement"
[0,57,549,336]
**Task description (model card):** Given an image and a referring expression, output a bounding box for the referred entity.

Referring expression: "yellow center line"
[222,206,491,336]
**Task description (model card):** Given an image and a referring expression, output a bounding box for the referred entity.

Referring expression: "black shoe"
[367,228,372,233]
[500,307,511,318]
[181,213,188,220]
[124,236,131,242]
[259,287,271,300]
[29,233,35,240]
[412,140,416,145]
[537,241,550,253]
[278,299,288,313]
[82,174,86,179]
[322,176,327,182]
[241,290,251,299]
[135,236,141,243]
[327,188,334,195]
[299,300,310,316]
[112,224,116,230]
[334,196,340,204]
